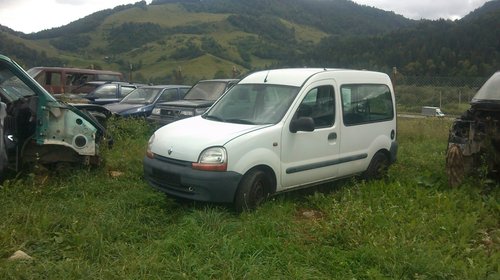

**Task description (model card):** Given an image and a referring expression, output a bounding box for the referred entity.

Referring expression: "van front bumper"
[143,156,242,203]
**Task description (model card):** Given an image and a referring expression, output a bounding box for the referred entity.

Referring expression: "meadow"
[0,117,498,279]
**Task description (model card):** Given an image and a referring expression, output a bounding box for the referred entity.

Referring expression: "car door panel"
[280,81,340,189]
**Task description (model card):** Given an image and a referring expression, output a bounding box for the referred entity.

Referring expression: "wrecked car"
[147,79,238,126]
[0,54,110,179]
[446,71,500,187]
[104,85,191,118]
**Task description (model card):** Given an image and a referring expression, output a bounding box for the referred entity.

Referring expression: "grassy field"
[0,118,498,279]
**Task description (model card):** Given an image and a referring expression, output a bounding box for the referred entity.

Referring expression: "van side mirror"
[290,117,315,133]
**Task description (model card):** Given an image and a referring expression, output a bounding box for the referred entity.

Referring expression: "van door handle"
[328,132,337,140]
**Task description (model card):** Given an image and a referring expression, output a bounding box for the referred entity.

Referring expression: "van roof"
[240,68,389,87]
[28,66,122,75]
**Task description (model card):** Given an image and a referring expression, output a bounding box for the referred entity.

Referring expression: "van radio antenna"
[264,71,270,83]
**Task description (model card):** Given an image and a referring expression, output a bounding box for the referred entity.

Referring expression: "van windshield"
[471,72,500,103]
[0,62,36,102]
[26,68,41,78]
[120,87,161,104]
[184,81,228,101]
[205,84,300,125]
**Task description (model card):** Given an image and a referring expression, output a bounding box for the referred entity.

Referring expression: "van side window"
[296,85,335,128]
[120,85,137,97]
[67,73,91,86]
[341,84,393,126]
[47,72,61,86]
[93,84,117,98]
[158,89,179,102]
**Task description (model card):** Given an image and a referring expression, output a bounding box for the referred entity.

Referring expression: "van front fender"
[229,147,281,189]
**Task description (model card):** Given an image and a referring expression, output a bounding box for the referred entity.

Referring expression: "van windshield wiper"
[204,115,225,122]
[225,118,255,125]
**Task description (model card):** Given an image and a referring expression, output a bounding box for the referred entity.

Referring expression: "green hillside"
[0,0,499,83]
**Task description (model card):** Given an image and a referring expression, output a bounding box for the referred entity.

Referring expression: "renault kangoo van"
[144,68,398,211]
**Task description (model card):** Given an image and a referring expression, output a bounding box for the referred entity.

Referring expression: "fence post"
[459,90,461,107]
[129,63,133,82]
[392,67,398,89]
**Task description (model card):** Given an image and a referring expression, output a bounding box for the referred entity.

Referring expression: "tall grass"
[0,118,498,279]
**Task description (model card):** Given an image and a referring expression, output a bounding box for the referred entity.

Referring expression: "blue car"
[84,81,145,105]
[104,85,191,117]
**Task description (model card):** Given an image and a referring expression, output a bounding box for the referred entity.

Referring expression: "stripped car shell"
[0,54,109,176]
[446,71,500,187]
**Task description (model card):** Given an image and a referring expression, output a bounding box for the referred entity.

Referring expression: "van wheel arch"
[233,166,276,212]
[363,150,390,180]
[22,143,81,166]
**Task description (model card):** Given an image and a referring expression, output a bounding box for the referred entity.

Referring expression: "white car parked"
[144,68,398,211]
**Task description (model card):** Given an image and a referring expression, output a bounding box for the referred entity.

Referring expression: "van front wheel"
[234,169,271,212]
[363,151,389,180]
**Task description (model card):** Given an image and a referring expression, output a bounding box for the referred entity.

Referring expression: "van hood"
[151,116,268,162]
[157,99,214,108]
[104,103,144,113]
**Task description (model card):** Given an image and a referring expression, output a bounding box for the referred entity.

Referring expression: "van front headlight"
[152,108,161,115]
[195,108,207,115]
[192,147,227,171]
[179,110,194,117]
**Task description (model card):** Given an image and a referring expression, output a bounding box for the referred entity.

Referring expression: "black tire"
[234,169,271,212]
[363,151,389,180]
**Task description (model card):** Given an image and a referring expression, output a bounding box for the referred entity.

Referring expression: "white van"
[421,106,445,117]
[143,68,398,211]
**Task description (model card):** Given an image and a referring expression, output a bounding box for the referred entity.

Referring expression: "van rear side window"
[48,72,61,86]
[341,84,393,126]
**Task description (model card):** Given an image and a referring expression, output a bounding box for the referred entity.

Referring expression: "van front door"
[280,82,340,189]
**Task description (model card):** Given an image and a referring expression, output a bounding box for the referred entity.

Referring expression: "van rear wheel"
[234,169,271,212]
[364,151,389,180]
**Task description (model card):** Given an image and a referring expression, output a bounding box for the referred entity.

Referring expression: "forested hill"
[312,3,500,77]
[461,0,500,20]
[151,0,414,35]
[0,0,498,83]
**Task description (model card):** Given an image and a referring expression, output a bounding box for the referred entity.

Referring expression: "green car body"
[0,54,109,177]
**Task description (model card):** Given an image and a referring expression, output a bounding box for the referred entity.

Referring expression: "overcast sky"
[0,0,491,34]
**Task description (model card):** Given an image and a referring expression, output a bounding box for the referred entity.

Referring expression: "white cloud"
[0,0,139,33]
[352,0,489,20]
[0,0,22,6]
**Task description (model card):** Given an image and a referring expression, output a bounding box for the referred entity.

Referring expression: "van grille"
[148,155,194,194]
[153,154,191,167]
[161,109,179,118]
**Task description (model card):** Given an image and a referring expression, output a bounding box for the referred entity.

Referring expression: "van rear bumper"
[143,156,242,203]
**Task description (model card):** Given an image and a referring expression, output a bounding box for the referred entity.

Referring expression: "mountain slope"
[0,0,498,83]
[461,0,500,21]
[152,0,414,35]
